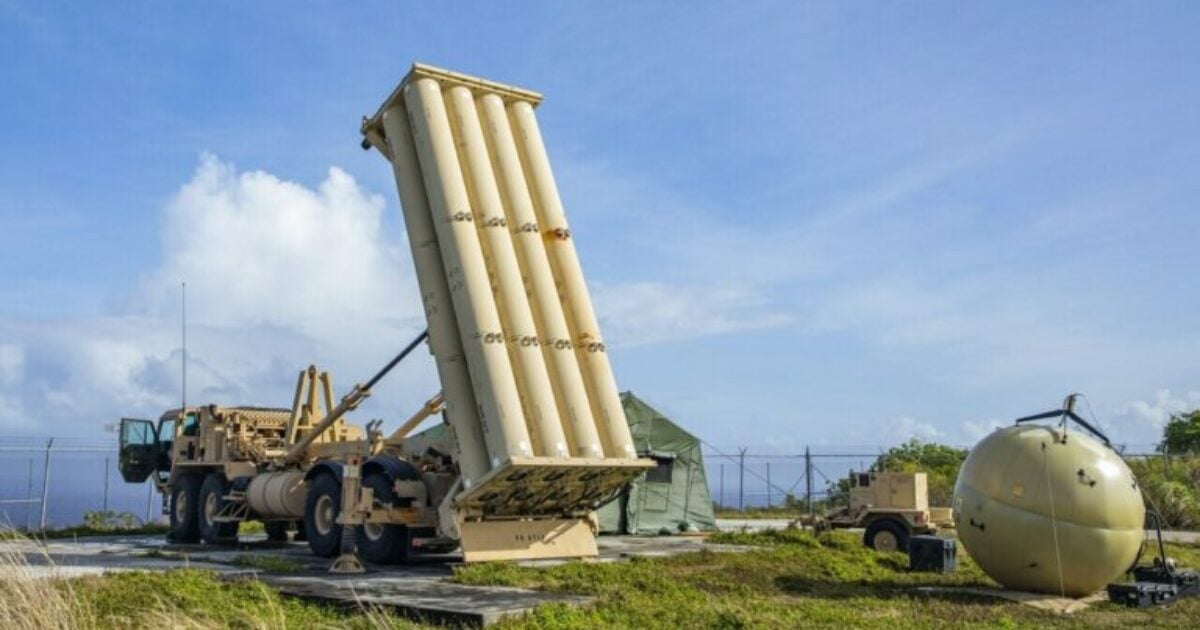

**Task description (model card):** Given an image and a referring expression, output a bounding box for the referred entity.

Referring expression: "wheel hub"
[175,489,188,523]
[875,530,898,552]
[204,492,217,525]
[314,495,335,536]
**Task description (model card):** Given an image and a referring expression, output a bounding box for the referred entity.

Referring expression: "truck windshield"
[121,419,155,446]
[158,418,176,442]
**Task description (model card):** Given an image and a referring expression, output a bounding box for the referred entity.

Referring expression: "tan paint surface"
[404,78,533,465]
[445,86,568,459]
[379,106,490,486]
[458,517,597,563]
[476,92,603,458]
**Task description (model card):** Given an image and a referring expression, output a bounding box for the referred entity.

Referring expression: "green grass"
[714,506,810,519]
[13,522,171,540]
[451,529,1200,629]
[20,527,1200,628]
[227,554,307,573]
[239,520,267,534]
[65,569,425,629]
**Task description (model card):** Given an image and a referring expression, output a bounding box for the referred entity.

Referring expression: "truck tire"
[864,518,910,553]
[168,474,202,543]
[198,473,239,544]
[356,472,411,564]
[264,521,290,542]
[304,473,342,558]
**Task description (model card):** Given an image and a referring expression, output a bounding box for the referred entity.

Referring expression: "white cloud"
[888,415,943,443]
[0,156,437,434]
[0,343,22,386]
[139,153,422,344]
[593,281,792,346]
[0,343,26,428]
[1112,389,1200,432]
[960,418,1005,444]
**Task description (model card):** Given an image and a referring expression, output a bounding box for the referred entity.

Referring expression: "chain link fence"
[0,433,1166,530]
[703,446,882,511]
[701,441,1163,513]
[0,437,160,530]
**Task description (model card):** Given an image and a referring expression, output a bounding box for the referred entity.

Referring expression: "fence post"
[25,458,34,530]
[103,456,110,512]
[719,464,724,509]
[805,446,813,516]
[682,458,693,522]
[39,438,54,531]
[766,461,772,508]
[738,447,747,511]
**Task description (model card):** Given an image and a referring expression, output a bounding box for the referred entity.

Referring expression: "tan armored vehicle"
[119,64,653,569]
[822,470,953,552]
[119,398,361,544]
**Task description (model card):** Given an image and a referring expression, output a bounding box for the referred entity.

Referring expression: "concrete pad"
[1160,530,1200,545]
[716,518,796,532]
[255,572,591,627]
[0,537,233,579]
[914,586,1107,614]
[717,519,1200,546]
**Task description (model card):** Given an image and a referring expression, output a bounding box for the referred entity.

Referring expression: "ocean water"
[0,447,164,529]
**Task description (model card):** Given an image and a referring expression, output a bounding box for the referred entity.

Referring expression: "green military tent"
[596,392,717,534]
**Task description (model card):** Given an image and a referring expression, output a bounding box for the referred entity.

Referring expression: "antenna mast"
[182,281,187,413]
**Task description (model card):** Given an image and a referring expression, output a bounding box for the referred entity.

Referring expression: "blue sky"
[1,2,1198,451]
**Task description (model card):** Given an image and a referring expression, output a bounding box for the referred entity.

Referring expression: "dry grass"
[0,530,423,629]
[0,536,89,629]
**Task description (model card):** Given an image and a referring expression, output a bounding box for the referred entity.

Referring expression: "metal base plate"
[459,517,597,563]
[456,457,652,519]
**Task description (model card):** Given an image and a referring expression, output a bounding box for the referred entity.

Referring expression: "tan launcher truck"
[819,471,954,553]
[118,64,653,571]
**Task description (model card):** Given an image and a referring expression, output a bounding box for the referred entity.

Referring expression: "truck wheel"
[264,521,290,542]
[864,518,910,553]
[198,473,239,544]
[356,472,411,564]
[168,474,202,543]
[304,474,342,558]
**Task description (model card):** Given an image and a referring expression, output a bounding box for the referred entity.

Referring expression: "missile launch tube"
[445,87,569,459]
[379,106,490,485]
[477,93,604,458]
[405,78,533,465]
[508,101,637,459]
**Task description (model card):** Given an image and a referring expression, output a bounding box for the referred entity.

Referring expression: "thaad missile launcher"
[357,64,654,562]
[120,65,652,568]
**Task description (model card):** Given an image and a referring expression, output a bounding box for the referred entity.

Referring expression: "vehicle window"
[121,419,155,446]
[181,412,199,437]
[158,418,177,442]
[645,456,674,484]
[857,473,871,487]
